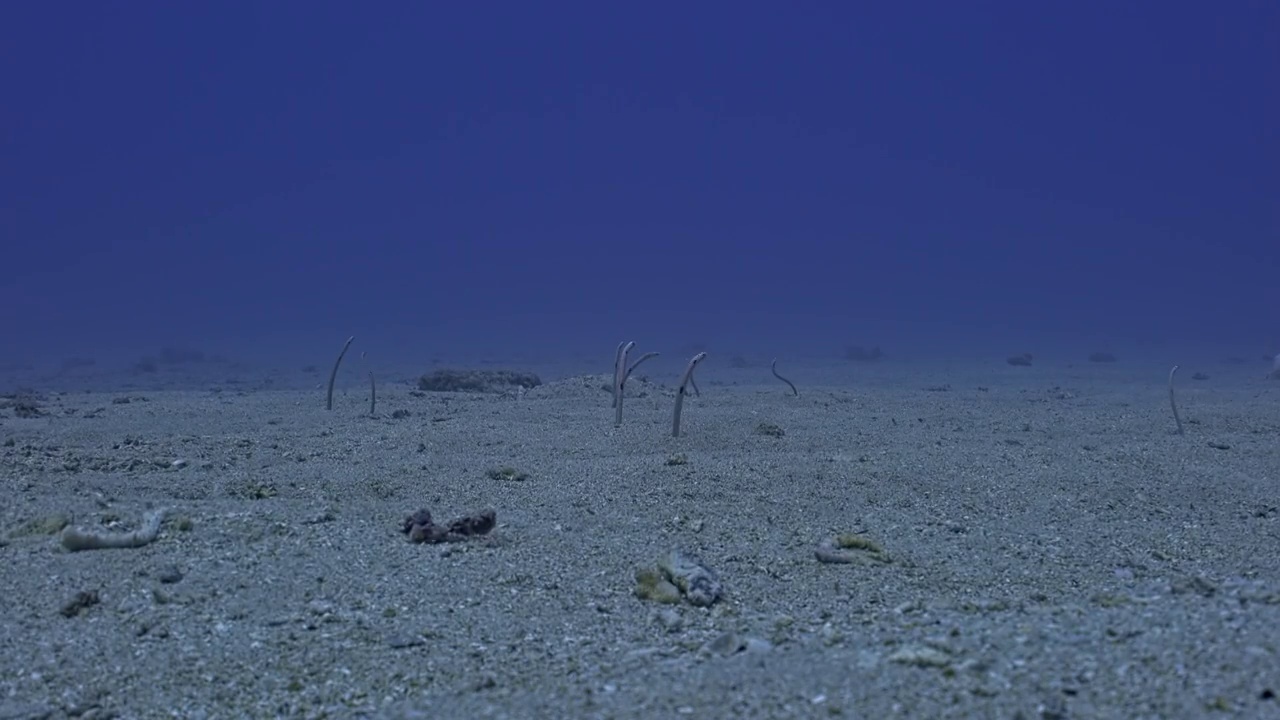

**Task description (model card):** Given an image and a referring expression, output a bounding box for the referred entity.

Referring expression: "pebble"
[386,633,425,649]
[656,608,683,632]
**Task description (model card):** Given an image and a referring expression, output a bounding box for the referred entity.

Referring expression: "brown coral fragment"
[401,508,496,544]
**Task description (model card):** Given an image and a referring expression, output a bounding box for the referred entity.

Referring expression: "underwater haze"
[2,2,1277,379]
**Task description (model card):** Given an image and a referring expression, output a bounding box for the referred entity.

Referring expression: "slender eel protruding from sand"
[359,351,376,417]
[61,508,170,552]
[1168,365,1184,435]
[672,352,708,437]
[628,352,660,378]
[613,341,635,424]
[771,358,798,397]
[327,336,355,411]
[614,342,661,425]
[625,351,658,388]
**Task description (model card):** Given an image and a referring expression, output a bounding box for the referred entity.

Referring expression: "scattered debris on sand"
[417,369,542,394]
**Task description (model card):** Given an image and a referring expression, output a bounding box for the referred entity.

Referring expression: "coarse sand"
[1,357,1278,719]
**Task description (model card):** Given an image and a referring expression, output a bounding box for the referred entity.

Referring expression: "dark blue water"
[3,3,1276,381]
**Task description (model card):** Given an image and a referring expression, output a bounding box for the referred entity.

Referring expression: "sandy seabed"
[1,357,1278,719]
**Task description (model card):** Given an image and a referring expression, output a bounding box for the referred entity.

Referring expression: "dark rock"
[844,345,884,362]
[446,508,496,537]
[59,590,100,618]
[401,509,432,534]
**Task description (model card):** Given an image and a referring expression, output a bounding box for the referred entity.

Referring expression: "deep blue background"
[3,2,1276,369]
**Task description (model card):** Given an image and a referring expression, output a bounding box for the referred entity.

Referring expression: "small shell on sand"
[658,550,723,607]
[635,550,723,607]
